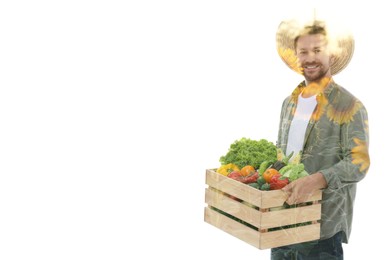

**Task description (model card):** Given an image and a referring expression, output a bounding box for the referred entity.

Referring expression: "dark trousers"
[270,232,344,260]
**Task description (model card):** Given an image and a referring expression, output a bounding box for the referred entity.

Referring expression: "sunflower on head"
[276,19,354,77]
[277,47,303,74]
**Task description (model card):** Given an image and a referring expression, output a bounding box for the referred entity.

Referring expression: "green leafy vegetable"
[297,169,309,179]
[219,138,277,169]
[280,163,305,181]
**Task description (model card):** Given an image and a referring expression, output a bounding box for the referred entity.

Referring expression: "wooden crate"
[204,169,322,249]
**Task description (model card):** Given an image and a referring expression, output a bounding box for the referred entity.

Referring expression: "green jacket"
[277,80,370,243]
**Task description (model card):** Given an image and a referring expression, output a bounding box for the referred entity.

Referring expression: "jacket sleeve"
[320,104,370,190]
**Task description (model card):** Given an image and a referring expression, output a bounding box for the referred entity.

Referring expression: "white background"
[1,0,388,259]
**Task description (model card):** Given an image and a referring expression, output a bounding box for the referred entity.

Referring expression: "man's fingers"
[286,193,310,205]
[282,184,294,204]
[282,188,291,201]
[286,195,297,205]
[283,189,295,205]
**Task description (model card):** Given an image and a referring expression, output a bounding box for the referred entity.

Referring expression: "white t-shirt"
[286,94,317,158]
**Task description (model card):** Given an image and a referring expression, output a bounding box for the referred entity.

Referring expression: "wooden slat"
[260,204,321,229]
[204,206,261,248]
[205,187,261,228]
[206,169,322,209]
[205,206,321,250]
[205,187,321,229]
[260,189,322,208]
[205,169,263,207]
[260,190,288,208]
[259,223,321,249]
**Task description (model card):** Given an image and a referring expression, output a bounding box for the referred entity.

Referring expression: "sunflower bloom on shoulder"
[327,100,362,125]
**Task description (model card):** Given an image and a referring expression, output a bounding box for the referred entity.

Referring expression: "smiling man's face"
[296,34,333,83]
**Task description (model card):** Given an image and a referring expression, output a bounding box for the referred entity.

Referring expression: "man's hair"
[294,21,328,50]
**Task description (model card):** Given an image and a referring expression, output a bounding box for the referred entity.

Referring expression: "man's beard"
[302,64,330,82]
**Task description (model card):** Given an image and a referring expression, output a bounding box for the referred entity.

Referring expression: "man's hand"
[282,172,327,205]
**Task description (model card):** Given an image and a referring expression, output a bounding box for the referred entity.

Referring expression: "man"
[271,20,370,259]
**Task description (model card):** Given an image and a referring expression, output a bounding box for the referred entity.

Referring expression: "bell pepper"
[217,163,240,176]
[269,174,289,190]
[227,171,259,184]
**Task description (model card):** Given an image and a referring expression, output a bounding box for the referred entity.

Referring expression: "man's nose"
[307,51,316,61]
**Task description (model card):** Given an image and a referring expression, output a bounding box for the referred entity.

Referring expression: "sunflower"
[327,99,362,124]
[303,77,331,97]
[291,82,305,100]
[312,93,328,121]
[277,47,303,74]
[289,82,305,116]
[351,137,370,173]
[364,120,369,133]
[304,77,331,121]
